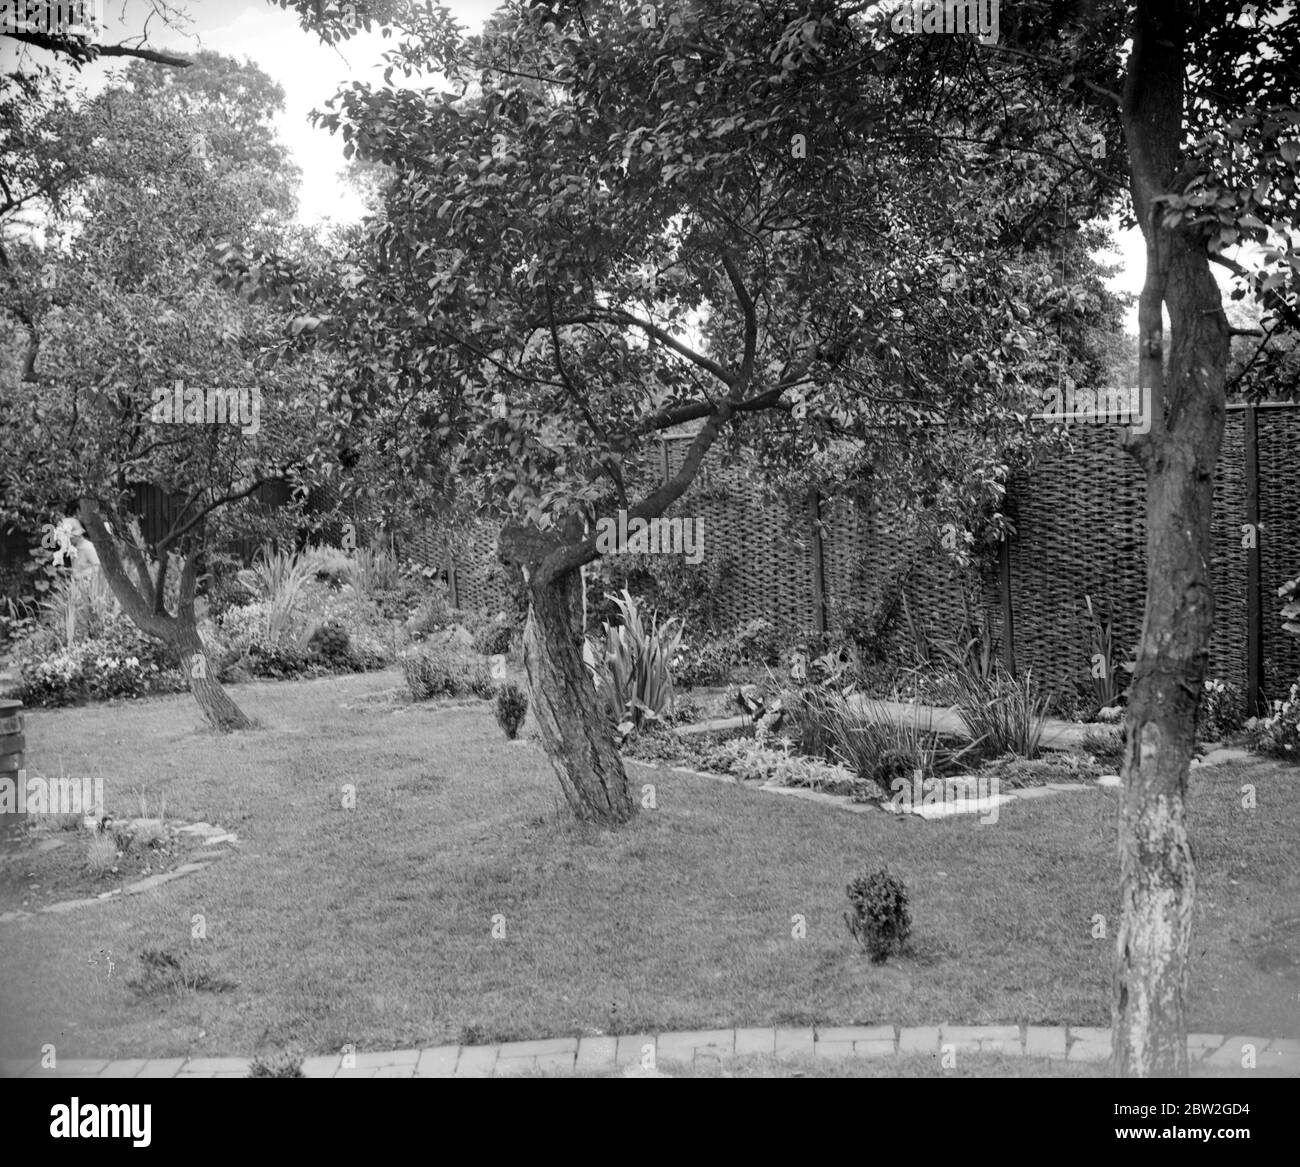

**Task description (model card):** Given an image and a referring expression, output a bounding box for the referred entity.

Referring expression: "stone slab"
[818,1026,895,1043]
[1024,1027,1067,1057]
[99,1060,148,1079]
[898,1027,941,1053]
[454,1045,498,1077]
[655,1030,733,1059]
[733,1028,776,1056]
[496,1038,578,1059]
[575,1037,618,1069]
[181,1057,249,1074]
[353,1048,419,1068]
[414,1046,459,1077]
[134,1059,186,1078]
[614,1034,655,1067]
[774,1028,814,1056]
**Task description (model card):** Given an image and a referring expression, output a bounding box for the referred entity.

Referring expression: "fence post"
[808,488,827,636]
[1245,403,1264,714]
[999,533,1017,678]
[446,539,460,609]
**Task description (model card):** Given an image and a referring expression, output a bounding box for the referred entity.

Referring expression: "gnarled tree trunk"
[79,503,252,732]
[499,517,635,826]
[166,613,252,732]
[1113,1,1230,1076]
[524,565,635,825]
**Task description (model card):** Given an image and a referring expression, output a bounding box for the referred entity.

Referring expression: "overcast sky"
[0,0,1190,330]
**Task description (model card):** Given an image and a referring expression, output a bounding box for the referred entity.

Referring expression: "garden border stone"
[14,1025,1293,1078]
[0,819,239,924]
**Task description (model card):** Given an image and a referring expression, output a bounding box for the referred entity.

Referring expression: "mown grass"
[0,668,1295,1063]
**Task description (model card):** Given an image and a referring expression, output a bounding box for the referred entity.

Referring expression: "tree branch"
[721,251,758,391]
[2,32,191,67]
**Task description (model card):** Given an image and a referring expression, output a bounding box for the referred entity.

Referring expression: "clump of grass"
[1080,727,1124,769]
[952,668,1052,759]
[248,1052,305,1078]
[84,833,118,875]
[126,949,237,1000]
[788,689,979,796]
[128,789,168,847]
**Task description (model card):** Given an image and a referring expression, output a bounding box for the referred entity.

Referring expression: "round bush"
[472,622,514,657]
[494,681,529,739]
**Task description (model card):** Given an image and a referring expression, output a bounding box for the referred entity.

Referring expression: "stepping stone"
[414,1046,459,1077]
[1024,1027,1067,1057]
[575,1037,617,1070]
[454,1045,498,1077]
[1196,747,1254,768]
[656,1030,733,1060]
[734,1028,775,1056]
[773,1028,814,1057]
[1096,774,1121,787]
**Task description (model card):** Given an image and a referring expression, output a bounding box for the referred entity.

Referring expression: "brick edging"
[5,1025,1296,1078]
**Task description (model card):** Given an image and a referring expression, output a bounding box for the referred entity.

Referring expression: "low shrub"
[671,636,736,689]
[1080,727,1125,770]
[473,622,514,658]
[731,617,784,665]
[1248,679,1300,759]
[10,620,185,707]
[244,640,310,680]
[671,618,793,690]
[406,589,454,639]
[844,866,912,964]
[973,751,1103,788]
[494,681,529,739]
[401,645,494,701]
[704,735,859,793]
[302,544,353,588]
[1198,678,1246,742]
[307,619,352,664]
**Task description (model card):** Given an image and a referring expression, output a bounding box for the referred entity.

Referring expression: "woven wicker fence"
[401,403,1300,707]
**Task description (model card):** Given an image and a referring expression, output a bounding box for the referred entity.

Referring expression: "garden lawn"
[0,668,1296,1063]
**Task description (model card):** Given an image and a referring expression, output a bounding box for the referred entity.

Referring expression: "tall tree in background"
[0,54,328,730]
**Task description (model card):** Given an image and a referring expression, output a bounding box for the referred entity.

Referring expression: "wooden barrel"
[0,698,24,826]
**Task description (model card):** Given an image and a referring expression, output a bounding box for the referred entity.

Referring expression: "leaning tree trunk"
[78,503,252,733]
[524,566,635,825]
[166,614,252,732]
[1113,3,1231,1074]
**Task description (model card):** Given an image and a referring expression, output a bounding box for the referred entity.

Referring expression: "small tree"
[0,56,331,730]
[265,0,1116,823]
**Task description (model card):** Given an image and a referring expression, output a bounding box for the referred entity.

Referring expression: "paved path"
[4,1026,1296,1078]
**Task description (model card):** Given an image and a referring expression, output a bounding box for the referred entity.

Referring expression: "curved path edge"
[4,1025,1297,1078]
